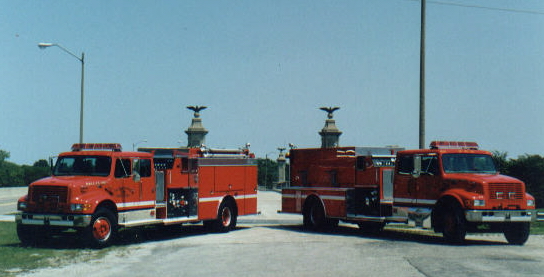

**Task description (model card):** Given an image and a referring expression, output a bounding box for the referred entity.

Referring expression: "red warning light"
[429,141,479,150]
[71,143,122,152]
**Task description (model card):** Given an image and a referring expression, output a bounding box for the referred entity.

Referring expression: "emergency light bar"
[429,141,479,150]
[71,143,122,152]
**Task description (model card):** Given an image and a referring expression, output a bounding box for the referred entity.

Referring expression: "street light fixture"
[38,42,85,144]
[133,139,148,151]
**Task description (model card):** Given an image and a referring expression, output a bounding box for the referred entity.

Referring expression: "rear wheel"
[303,199,328,230]
[206,200,237,233]
[81,208,117,248]
[503,222,530,245]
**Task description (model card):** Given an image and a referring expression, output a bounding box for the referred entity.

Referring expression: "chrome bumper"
[15,213,92,227]
[465,210,536,223]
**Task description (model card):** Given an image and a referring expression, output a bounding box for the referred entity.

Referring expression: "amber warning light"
[429,141,479,150]
[71,143,122,152]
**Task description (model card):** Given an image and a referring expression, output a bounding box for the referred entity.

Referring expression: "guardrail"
[537,212,544,222]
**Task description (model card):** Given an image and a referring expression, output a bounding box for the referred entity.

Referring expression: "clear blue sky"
[1,0,543,165]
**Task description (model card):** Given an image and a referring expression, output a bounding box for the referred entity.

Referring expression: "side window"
[356,156,366,171]
[115,158,131,178]
[397,155,413,174]
[421,155,438,175]
[134,159,152,178]
[181,158,198,173]
[329,170,338,187]
[181,157,189,172]
[189,159,198,173]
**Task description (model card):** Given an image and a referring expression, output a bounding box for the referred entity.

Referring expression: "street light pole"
[38,43,85,144]
[419,0,426,149]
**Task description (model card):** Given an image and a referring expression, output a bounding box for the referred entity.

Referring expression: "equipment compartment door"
[167,188,198,218]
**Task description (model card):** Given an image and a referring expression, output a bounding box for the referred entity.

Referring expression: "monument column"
[318,107,342,148]
[185,106,209,148]
[276,147,287,188]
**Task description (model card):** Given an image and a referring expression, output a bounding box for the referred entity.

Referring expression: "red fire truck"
[282,141,537,244]
[16,143,257,247]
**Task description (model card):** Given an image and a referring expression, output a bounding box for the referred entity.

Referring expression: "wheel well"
[221,195,238,216]
[432,196,461,231]
[95,201,118,217]
[303,195,323,214]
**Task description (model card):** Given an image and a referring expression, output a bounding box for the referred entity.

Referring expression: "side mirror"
[412,155,422,178]
[133,173,141,182]
[49,156,57,175]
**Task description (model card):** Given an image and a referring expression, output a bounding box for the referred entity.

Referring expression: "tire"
[503,222,530,245]
[17,224,47,246]
[442,203,466,244]
[208,200,237,233]
[303,199,327,231]
[81,208,118,248]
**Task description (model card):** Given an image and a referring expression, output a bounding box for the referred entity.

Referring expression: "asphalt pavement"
[5,187,544,277]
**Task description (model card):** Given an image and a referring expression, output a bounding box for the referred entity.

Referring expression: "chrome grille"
[489,183,523,200]
[30,186,69,213]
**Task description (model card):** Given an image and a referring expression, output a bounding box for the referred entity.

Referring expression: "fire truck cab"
[16,143,257,248]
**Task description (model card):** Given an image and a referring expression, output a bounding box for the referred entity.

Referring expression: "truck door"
[114,158,138,205]
[133,158,154,202]
[394,154,417,205]
[414,154,440,206]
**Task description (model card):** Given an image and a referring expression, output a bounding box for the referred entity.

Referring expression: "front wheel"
[504,222,530,245]
[442,204,466,244]
[80,208,118,248]
[17,224,47,246]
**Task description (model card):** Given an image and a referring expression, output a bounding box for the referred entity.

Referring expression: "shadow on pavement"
[266,224,508,246]
[10,224,248,249]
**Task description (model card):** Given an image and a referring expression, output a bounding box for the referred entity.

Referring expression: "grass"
[0,222,109,276]
[531,209,544,235]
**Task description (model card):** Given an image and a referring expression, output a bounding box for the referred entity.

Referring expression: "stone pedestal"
[185,106,208,148]
[319,107,342,148]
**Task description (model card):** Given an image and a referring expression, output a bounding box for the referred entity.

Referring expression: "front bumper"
[465,209,536,223]
[15,213,92,228]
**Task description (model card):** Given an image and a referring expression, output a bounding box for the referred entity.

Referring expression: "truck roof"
[290,146,404,157]
[59,150,153,159]
[398,148,492,155]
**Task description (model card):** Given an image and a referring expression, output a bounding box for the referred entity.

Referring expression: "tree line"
[492,152,544,208]
[0,150,50,187]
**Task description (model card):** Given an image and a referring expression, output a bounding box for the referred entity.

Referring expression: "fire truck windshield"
[442,154,497,174]
[53,156,112,177]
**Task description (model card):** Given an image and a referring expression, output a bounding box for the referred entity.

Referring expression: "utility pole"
[419,0,426,149]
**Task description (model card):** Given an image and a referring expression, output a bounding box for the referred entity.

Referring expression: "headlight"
[473,199,485,207]
[71,203,91,212]
[17,201,27,211]
[527,199,535,207]
[70,203,85,212]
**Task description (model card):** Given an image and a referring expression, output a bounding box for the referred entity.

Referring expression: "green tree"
[22,163,50,186]
[0,160,24,187]
[0,150,50,187]
[0,149,9,162]
[33,159,50,168]
[504,154,544,208]
[257,158,278,189]
[492,151,510,173]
